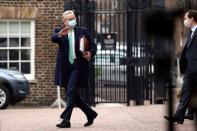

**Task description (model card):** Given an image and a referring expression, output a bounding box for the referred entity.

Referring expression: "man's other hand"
[82,51,91,61]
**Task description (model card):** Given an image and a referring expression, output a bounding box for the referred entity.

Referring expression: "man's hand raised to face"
[58,27,69,37]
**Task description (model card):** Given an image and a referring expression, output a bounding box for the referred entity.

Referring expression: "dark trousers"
[175,73,197,118]
[60,62,96,121]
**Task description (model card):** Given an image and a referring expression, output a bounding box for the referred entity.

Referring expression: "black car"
[0,68,29,109]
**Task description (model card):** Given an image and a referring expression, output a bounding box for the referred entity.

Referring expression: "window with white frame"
[0,20,35,80]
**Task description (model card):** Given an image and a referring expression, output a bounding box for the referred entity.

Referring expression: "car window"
[95,51,126,65]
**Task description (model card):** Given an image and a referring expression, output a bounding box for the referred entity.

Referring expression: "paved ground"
[0,104,196,131]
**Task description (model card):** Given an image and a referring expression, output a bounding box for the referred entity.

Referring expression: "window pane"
[21,22,30,34]
[21,37,30,47]
[9,38,19,47]
[0,63,7,68]
[21,62,30,73]
[21,49,30,60]
[0,22,7,34]
[0,38,7,47]
[9,62,19,71]
[9,22,19,34]
[9,49,19,60]
[0,50,7,60]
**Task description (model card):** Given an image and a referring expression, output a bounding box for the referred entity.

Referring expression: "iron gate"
[64,0,165,105]
[93,1,127,104]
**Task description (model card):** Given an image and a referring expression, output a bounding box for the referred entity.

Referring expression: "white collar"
[191,25,197,33]
[190,25,197,37]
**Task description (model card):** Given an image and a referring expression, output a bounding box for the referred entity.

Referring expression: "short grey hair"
[62,10,75,21]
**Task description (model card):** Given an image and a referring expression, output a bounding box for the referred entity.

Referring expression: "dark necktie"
[185,30,193,57]
[187,30,193,48]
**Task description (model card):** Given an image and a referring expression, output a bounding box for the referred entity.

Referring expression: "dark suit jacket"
[180,28,197,74]
[51,26,97,87]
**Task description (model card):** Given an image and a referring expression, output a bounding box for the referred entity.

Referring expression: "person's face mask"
[68,19,77,28]
[184,19,192,28]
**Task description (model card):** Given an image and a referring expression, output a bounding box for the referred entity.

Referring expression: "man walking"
[164,10,197,124]
[51,10,98,128]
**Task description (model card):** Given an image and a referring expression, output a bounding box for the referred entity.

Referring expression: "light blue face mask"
[68,19,77,28]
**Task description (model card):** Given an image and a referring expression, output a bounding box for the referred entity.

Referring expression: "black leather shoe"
[56,120,71,128]
[164,115,184,124]
[184,115,194,120]
[84,113,98,127]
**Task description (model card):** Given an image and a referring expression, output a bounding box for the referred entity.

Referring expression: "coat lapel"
[74,27,79,46]
[188,28,197,48]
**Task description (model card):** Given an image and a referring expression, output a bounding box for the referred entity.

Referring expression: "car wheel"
[0,85,11,109]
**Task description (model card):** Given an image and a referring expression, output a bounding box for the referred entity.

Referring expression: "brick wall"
[0,0,66,106]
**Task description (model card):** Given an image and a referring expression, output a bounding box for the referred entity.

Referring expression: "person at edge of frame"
[164,9,197,124]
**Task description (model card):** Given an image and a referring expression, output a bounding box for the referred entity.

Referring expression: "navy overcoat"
[51,26,97,87]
